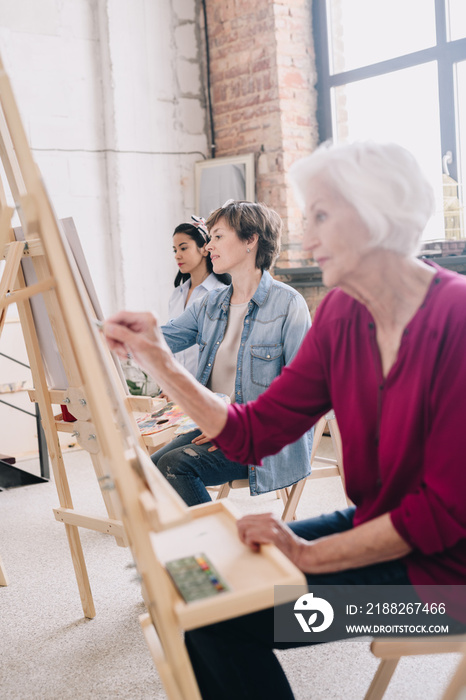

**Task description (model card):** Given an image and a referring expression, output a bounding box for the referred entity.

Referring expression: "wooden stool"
[364,635,466,700]
[215,410,349,521]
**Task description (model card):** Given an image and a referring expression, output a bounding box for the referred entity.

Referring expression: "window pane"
[448,0,466,41]
[332,62,444,241]
[327,0,437,74]
[454,61,466,238]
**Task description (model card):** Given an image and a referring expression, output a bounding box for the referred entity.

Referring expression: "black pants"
[185,508,416,700]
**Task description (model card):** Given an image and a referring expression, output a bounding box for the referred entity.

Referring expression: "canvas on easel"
[0,54,306,699]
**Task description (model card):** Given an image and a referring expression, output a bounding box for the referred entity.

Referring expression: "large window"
[313,0,466,245]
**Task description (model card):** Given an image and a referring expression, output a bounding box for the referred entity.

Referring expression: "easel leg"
[42,423,97,616]
[216,482,231,499]
[90,452,126,547]
[363,658,399,700]
[41,420,98,618]
[0,554,9,586]
[327,412,352,505]
[65,523,96,618]
[0,239,26,333]
[442,655,466,700]
[13,288,97,617]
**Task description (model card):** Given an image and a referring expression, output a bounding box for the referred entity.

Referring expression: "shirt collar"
[250,270,273,307]
[219,270,273,311]
[200,273,223,292]
[178,278,191,292]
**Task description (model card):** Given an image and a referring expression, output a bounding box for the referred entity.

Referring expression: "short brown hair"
[206,201,282,271]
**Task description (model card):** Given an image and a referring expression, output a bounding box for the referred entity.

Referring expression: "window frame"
[312,0,466,182]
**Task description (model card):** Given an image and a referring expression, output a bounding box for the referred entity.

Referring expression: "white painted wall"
[0,0,208,459]
[0,0,208,318]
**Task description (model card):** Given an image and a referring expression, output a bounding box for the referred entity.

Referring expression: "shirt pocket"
[197,335,207,354]
[250,344,283,388]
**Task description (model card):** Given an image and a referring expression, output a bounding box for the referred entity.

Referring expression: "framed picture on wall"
[195,153,255,219]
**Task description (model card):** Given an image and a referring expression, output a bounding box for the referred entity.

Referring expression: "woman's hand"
[237,513,304,564]
[191,432,218,452]
[104,311,173,384]
[103,310,229,441]
[237,512,413,574]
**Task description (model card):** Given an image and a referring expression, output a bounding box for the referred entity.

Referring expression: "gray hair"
[289,141,435,257]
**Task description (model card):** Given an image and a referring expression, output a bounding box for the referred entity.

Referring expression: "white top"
[207,301,249,402]
[167,273,228,376]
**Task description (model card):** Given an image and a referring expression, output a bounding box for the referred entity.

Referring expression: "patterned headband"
[190,214,209,241]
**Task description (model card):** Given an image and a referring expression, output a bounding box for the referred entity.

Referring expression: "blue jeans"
[151,429,249,506]
[185,508,414,700]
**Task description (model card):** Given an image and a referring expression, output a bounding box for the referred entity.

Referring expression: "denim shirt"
[167,274,227,376]
[161,270,313,495]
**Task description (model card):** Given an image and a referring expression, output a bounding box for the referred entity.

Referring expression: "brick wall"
[204,0,319,269]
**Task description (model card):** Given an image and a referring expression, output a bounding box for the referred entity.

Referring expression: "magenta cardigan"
[215,264,466,586]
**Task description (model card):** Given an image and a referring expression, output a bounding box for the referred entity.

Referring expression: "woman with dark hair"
[168,218,229,376]
[151,200,313,506]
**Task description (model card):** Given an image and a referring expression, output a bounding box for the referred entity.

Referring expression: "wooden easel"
[0,55,306,698]
[0,113,174,616]
[0,554,8,586]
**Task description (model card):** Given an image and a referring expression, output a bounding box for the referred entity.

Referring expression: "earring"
[247,248,250,253]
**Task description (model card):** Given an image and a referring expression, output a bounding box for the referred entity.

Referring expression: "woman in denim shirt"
[151,200,313,505]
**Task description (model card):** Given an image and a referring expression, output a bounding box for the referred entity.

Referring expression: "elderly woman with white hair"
[104,141,466,700]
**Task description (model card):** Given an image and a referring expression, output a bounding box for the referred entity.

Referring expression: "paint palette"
[165,553,230,602]
[136,402,186,435]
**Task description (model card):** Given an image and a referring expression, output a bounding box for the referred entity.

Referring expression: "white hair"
[289,141,435,257]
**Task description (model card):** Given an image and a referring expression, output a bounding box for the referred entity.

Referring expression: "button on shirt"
[167,274,227,376]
